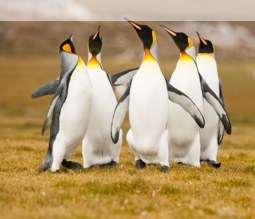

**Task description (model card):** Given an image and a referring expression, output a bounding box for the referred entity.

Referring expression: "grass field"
[0,51,255,219]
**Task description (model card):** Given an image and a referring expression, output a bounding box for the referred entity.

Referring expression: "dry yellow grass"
[0,56,255,219]
[0,115,254,219]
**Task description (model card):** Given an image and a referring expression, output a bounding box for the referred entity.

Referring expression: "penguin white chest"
[129,61,168,145]
[167,57,202,167]
[171,60,203,107]
[86,67,117,142]
[59,63,92,143]
[196,55,219,94]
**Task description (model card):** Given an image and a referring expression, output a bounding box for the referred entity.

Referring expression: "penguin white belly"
[168,60,203,167]
[128,61,169,165]
[82,68,122,168]
[53,64,92,164]
[197,55,220,161]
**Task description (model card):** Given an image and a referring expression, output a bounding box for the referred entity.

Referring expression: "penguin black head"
[88,25,102,56]
[196,32,214,54]
[160,25,194,52]
[124,17,156,50]
[59,34,76,54]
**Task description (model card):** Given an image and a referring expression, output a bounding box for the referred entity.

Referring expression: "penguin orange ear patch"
[62,44,72,53]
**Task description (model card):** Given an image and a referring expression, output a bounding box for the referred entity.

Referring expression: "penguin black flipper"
[218,81,225,145]
[199,74,232,134]
[111,80,132,143]
[32,80,59,98]
[40,51,78,135]
[166,81,205,128]
[218,122,224,145]
[41,88,62,136]
[110,67,139,86]
[39,86,65,172]
[39,56,78,172]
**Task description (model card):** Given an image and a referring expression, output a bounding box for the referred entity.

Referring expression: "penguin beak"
[69,33,73,41]
[160,24,177,39]
[196,32,207,46]
[93,25,101,40]
[124,17,142,31]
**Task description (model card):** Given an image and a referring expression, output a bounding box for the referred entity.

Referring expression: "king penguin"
[196,32,231,167]
[161,26,204,167]
[81,26,123,168]
[38,35,92,173]
[111,19,205,172]
[160,25,231,167]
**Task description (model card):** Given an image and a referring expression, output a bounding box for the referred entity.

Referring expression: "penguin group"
[32,19,231,173]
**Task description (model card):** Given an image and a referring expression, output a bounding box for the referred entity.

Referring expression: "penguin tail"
[38,149,52,173]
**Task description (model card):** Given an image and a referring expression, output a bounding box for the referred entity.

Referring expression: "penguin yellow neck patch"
[197,53,214,59]
[179,52,194,62]
[143,49,156,62]
[87,56,101,68]
[77,56,84,66]
[152,31,156,46]
[187,37,194,49]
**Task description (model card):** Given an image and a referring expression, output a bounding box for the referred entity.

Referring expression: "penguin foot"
[160,165,169,173]
[61,159,83,169]
[201,159,221,168]
[135,159,146,169]
[207,160,221,168]
[108,160,118,168]
[98,161,117,168]
[52,169,60,174]
[38,162,50,173]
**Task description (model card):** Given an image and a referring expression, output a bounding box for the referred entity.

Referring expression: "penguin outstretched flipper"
[167,81,205,128]
[199,74,232,134]
[111,81,132,143]
[110,67,139,86]
[41,51,78,136]
[32,80,59,98]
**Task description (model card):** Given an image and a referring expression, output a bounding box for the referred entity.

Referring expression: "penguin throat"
[87,53,102,69]
[184,46,196,60]
[143,44,157,62]
[77,56,84,66]
[198,53,215,59]
[179,52,194,62]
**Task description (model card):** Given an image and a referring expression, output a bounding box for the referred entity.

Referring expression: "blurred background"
[0,0,254,21]
[0,0,254,131]
[0,21,254,127]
